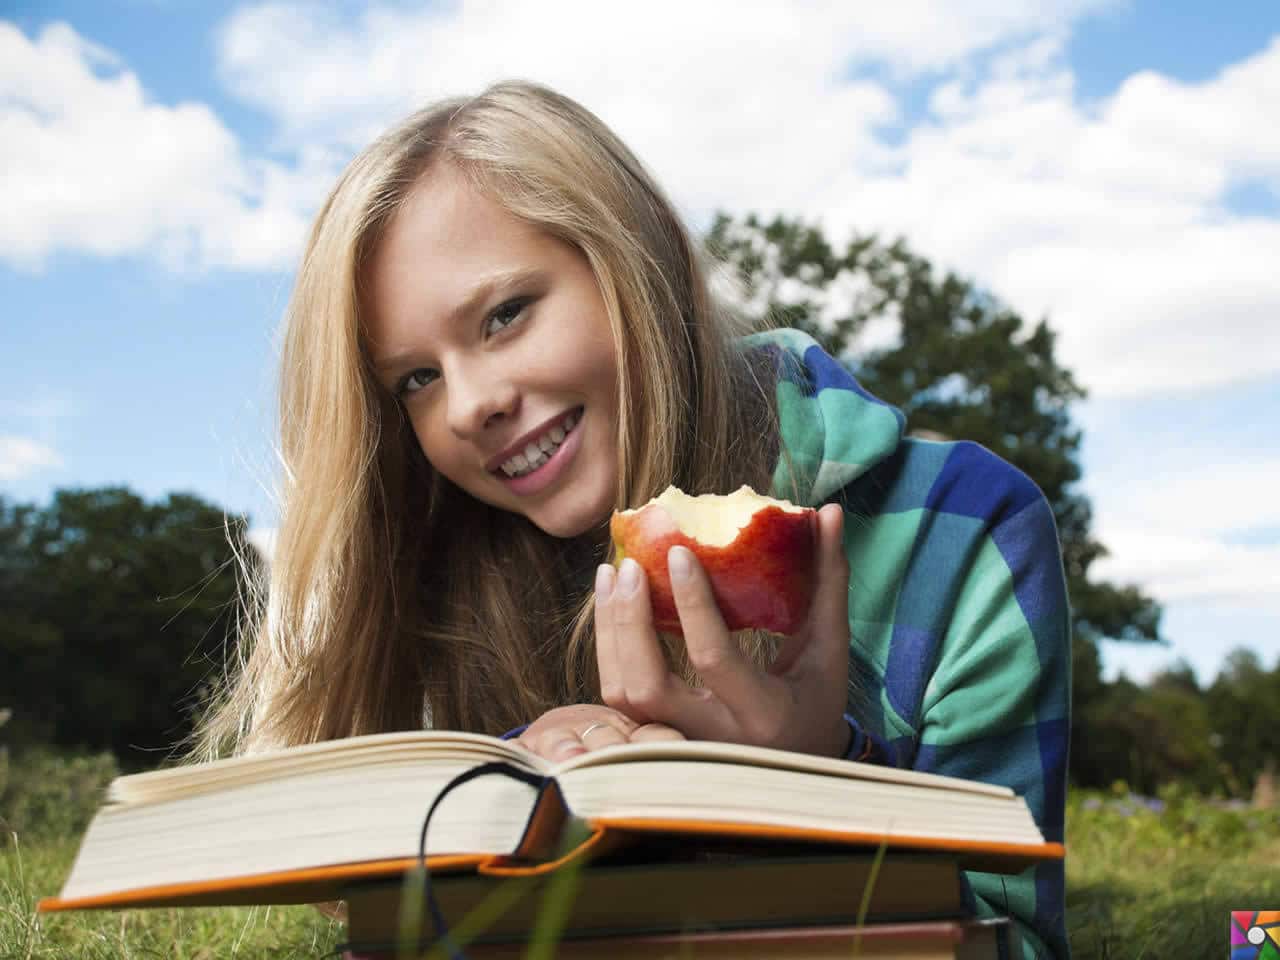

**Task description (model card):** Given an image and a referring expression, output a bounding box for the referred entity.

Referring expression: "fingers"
[513,709,682,764]
[579,720,630,750]
[515,705,637,763]
[668,545,762,711]
[810,503,852,664]
[599,558,683,724]
[630,722,686,743]
[594,564,623,703]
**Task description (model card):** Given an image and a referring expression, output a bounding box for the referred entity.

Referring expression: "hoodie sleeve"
[744,332,1068,955]
[904,459,1072,960]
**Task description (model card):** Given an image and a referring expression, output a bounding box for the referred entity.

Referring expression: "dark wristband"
[841,712,877,763]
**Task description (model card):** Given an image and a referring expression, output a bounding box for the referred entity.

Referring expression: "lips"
[485,406,584,475]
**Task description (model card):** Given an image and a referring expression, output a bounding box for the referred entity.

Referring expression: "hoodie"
[745,327,1070,960]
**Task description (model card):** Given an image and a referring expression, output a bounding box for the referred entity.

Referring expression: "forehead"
[365,167,554,345]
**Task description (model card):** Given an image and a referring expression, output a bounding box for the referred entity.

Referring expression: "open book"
[40,730,1062,912]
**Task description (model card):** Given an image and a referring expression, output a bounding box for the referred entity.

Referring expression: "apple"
[609,485,817,636]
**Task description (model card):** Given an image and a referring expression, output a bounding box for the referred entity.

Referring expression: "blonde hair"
[193,81,792,758]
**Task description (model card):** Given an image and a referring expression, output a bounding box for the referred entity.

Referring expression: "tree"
[705,213,1163,786]
[0,488,256,769]
[1205,648,1280,796]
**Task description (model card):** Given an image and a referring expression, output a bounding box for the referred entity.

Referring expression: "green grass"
[1065,783,1280,958]
[4,778,1280,958]
[2,834,344,959]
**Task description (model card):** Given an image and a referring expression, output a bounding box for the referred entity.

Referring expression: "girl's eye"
[485,297,530,336]
[398,368,437,396]
[396,297,531,397]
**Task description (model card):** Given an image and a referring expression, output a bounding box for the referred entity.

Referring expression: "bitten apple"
[609,485,817,635]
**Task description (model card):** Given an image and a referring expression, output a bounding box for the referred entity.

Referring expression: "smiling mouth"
[495,407,583,478]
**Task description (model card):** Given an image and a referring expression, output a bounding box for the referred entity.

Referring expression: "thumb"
[811,503,852,651]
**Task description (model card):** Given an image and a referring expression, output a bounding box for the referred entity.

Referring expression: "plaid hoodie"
[747,328,1071,960]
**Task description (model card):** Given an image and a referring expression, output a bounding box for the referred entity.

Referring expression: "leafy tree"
[1205,649,1280,797]
[1077,663,1222,793]
[705,213,1163,786]
[0,488,255,769]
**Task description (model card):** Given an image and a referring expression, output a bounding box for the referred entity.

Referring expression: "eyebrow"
[373,266,545,375]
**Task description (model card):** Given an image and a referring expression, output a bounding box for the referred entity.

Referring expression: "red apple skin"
[610,501,817,636]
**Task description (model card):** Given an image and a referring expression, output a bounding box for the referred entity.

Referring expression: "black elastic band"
[418,762,550,959]
[331,760,549,960]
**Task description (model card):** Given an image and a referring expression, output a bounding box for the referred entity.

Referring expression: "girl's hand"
[515,703,684,763]
[595,503,851,758]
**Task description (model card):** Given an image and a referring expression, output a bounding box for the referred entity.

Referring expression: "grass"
[4,766,1280,958]
[1065,782,1280,958]
[2,834,344,959]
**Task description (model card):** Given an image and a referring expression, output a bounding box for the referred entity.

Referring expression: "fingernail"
[618,558,641,596]
[596,564,615,602]
[668,546,691,582]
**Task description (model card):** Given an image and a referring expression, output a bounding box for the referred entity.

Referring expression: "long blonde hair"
[193,81,792,759]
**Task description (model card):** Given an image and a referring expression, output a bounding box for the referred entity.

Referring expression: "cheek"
[576,329,620,397]
[408,411,450,472]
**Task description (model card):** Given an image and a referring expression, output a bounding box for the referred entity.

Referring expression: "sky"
[2,0,1278,687]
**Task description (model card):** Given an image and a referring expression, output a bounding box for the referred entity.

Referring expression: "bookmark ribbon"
[418,761,550,960]
[332,760,552,960]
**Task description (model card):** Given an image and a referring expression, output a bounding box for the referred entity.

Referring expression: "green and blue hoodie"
[748,328,1071,959]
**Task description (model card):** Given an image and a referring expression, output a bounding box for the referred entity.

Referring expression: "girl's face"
[366,166,621,539]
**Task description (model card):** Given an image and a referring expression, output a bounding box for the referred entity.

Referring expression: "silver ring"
[580,722,610,739]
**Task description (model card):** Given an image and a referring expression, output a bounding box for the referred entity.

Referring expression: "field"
[4,751,1280,958]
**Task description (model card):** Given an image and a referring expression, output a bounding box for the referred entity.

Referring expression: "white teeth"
[500,409,582,478]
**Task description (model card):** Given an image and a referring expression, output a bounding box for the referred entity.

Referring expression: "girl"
[196,81,1069,959]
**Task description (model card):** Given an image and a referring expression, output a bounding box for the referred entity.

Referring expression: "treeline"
[0,488,256,770]
[1077,652,1280,797]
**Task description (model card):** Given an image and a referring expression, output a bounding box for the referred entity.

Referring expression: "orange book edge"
[37,818,1060,914]
[37,854,487,913]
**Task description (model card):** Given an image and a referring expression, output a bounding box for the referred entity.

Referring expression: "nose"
[444,359,519,437]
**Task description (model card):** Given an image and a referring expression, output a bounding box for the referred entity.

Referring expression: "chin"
[532,499,613,540]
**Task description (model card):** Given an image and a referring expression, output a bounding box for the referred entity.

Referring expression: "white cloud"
[829,36,1280,397]
[1092,529,1280,611]
[0,21,324,271]
[0,435,62,480]
[8,6,1279,396]
[1102,457,1280,536]
[214,1,1118,222]
[217,0,1112,142]
[1089,456,1280,611]
[212,3,1279,395]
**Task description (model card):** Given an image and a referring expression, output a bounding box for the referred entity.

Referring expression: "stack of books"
[41,731,1061,958]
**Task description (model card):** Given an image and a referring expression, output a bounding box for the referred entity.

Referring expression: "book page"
[551,739,1013,798]
[107,731,542,807]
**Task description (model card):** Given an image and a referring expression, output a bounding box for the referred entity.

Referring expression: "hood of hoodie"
[739,328,906,507]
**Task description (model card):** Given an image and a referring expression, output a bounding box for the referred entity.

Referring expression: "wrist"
[821,711,854,759]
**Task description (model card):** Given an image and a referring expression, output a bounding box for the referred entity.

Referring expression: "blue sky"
[3,1,1278,686]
